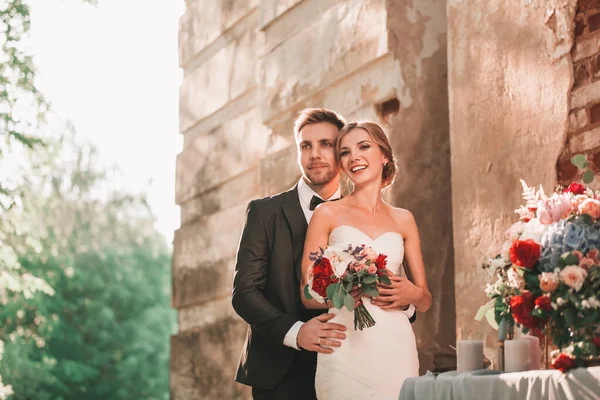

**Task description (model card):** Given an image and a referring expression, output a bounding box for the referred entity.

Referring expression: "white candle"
[457,340,484,373]
[505,339,531,372]
[520,335,541,370]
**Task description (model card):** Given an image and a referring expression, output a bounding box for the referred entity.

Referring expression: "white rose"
[519,218,547,244]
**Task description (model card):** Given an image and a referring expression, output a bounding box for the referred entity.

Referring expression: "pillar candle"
[504,339,531,372]
[457,340,484,373]
[520,335,541,370]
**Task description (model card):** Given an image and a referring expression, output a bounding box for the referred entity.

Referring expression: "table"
[399,367,600,400]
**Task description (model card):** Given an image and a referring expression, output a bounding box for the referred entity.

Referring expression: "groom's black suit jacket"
[232,185,416,390]
[232,185,320,390]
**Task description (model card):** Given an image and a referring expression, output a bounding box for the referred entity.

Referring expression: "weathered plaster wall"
[448,0,577,364]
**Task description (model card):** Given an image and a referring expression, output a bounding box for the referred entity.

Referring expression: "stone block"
[260,0,303,28]
[569,108,589,132]
[259,144,301,196]
[177,297,238,332]
[261,0,344,54]
[179,0,258,67]
[173,203,248,272]
[180,167,261,226]
[180,28,257,132]
[176,108,269,204]
[568,125,600,153]
[172,253,236,309]
[572,32,600,62]
[170,316,250,400]
[571,78,600,110]
[263,54,401,138]
[260,0,389,122]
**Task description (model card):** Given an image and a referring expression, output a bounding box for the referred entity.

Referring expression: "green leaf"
[475,300,494,321]
[583,169,594,184]
[343,293,354,311]
[326,283,337,302]
[563,307,576,326]
[344,281,353,292]
[362,284,379,298]
[379,275,391,285]
[362,275,376,284]
[303,284,313,300]
[485,308,499,330]
[561,253,580,266]
[571,154,588,169]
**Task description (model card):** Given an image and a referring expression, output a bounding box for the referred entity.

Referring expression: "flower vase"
[497,318,515,371]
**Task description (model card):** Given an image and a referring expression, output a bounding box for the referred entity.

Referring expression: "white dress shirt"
[283,178,416,350]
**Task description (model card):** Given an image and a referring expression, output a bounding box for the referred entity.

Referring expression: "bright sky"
[30,0,185,245]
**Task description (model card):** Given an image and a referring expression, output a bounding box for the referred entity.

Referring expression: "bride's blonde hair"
[336,121,397,188]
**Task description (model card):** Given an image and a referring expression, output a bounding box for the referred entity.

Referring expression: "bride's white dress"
[315,225,419,400]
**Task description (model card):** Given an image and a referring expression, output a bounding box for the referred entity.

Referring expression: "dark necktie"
[309,195,341,211]
[309,195,325,211]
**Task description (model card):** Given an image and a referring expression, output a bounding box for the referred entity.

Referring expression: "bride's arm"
[301,205,334,309]
[403,211,432,312]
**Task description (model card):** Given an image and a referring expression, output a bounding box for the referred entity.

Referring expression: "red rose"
[510,291,542,330]
[311,257,337,298]
[374,254,387,276]
[565,182,585,195]
[593,335,600,348]
[509,239,541,269]
[551,353,575,372]
[534,295,552,312]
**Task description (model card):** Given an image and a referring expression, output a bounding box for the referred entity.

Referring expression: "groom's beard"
[304,165,338,187]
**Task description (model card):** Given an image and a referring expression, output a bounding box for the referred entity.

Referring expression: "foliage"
[0,132,174,399]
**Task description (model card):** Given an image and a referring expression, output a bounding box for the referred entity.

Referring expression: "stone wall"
[559,0,600,184]
[448,0,577,365]
[172,0,453,397]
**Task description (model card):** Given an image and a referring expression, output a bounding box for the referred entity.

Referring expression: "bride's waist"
[328,299,408,319]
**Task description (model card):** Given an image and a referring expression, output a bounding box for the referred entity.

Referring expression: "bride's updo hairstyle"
[336,121,397,188]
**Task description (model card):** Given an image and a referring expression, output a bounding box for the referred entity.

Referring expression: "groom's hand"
[297,313,346,354]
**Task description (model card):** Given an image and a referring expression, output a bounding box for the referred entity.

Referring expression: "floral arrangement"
[304,244,391,330]
[477,180,600,370]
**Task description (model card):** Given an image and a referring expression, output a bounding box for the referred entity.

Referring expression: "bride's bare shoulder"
[387,205,416,226]
[312,200,343,221]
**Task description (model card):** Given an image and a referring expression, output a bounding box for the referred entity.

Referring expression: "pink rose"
[579,257,595,271]
[539,272,559,293]
[559,266,588,292]
[537,193,572,225]
[360,246,379,263]
[588,249,600,263]
[578,198,600,220]
[367,265,377,274]
[351,261,366,271]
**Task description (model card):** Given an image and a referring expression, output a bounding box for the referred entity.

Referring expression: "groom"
[232,108,416,399]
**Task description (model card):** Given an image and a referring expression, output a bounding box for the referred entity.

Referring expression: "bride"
[300,121,432,399]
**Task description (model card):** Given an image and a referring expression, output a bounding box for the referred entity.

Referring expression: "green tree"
[0,1,97,396]
[0,132,174,399]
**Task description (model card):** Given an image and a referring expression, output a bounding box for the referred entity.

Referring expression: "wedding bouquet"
[477,179,600,370]
[304,243,391,330]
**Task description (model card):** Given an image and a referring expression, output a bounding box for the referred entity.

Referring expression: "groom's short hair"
[293,108,346,141]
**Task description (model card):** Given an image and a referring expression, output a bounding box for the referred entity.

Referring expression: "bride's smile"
[338,128,388,188]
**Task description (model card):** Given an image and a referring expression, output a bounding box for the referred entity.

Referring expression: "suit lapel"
[281,186,308,282]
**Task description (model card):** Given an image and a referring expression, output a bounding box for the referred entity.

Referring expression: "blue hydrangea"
[539,216,600,271]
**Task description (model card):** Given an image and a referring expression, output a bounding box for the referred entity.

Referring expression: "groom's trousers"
[251,348,317,400]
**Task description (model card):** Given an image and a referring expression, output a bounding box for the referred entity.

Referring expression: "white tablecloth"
[399,367,600,400]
